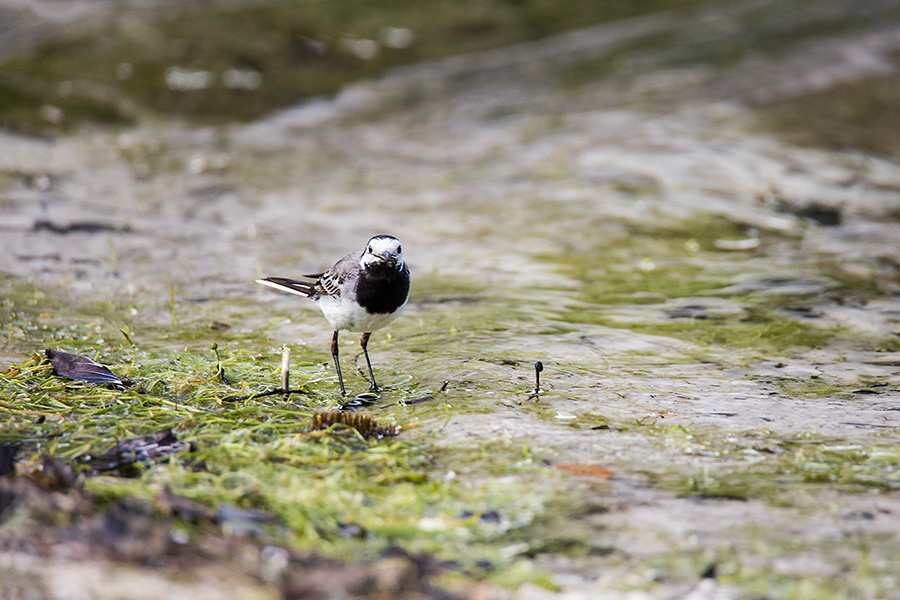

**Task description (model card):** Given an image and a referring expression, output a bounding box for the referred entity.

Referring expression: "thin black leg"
[331,330,347,397]
[360,332,379,392]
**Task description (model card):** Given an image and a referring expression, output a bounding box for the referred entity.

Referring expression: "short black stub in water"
[531,361,544,397]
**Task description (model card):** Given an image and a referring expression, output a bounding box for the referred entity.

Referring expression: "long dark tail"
[256,276,317,298]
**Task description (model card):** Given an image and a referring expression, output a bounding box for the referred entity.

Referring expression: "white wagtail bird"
[257,235,410,397]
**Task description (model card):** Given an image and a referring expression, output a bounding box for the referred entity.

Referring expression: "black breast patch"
[355,265,410,315]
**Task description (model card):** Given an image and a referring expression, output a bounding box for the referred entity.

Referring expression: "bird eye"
[397,245,402,254]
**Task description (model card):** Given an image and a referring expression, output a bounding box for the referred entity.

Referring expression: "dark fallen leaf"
[46,348,123,386]
[0,443,20,477]
[83,428,193,473]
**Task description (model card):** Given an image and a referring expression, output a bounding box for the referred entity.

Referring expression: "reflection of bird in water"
[257,235,410,396]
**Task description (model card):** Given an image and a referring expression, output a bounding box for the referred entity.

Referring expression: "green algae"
[537,214,887,355]
[644,427,900,501]
[0,269,566,592]
[589,310,841,353]
[1,347,559,579]
[775,378,860,400]
[547,215,780,305]
[0,270,565,588]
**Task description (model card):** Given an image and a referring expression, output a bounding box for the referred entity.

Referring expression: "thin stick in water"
[281,344,291,395]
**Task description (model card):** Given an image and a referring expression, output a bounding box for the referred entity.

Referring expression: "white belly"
[317,295,405,332]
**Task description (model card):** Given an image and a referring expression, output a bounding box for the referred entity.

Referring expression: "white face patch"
[359,236,404,269]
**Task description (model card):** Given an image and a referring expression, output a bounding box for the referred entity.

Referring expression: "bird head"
[360,235,405,270]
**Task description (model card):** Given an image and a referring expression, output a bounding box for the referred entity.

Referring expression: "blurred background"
[0,0,897,160]
[0,0,720,127]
